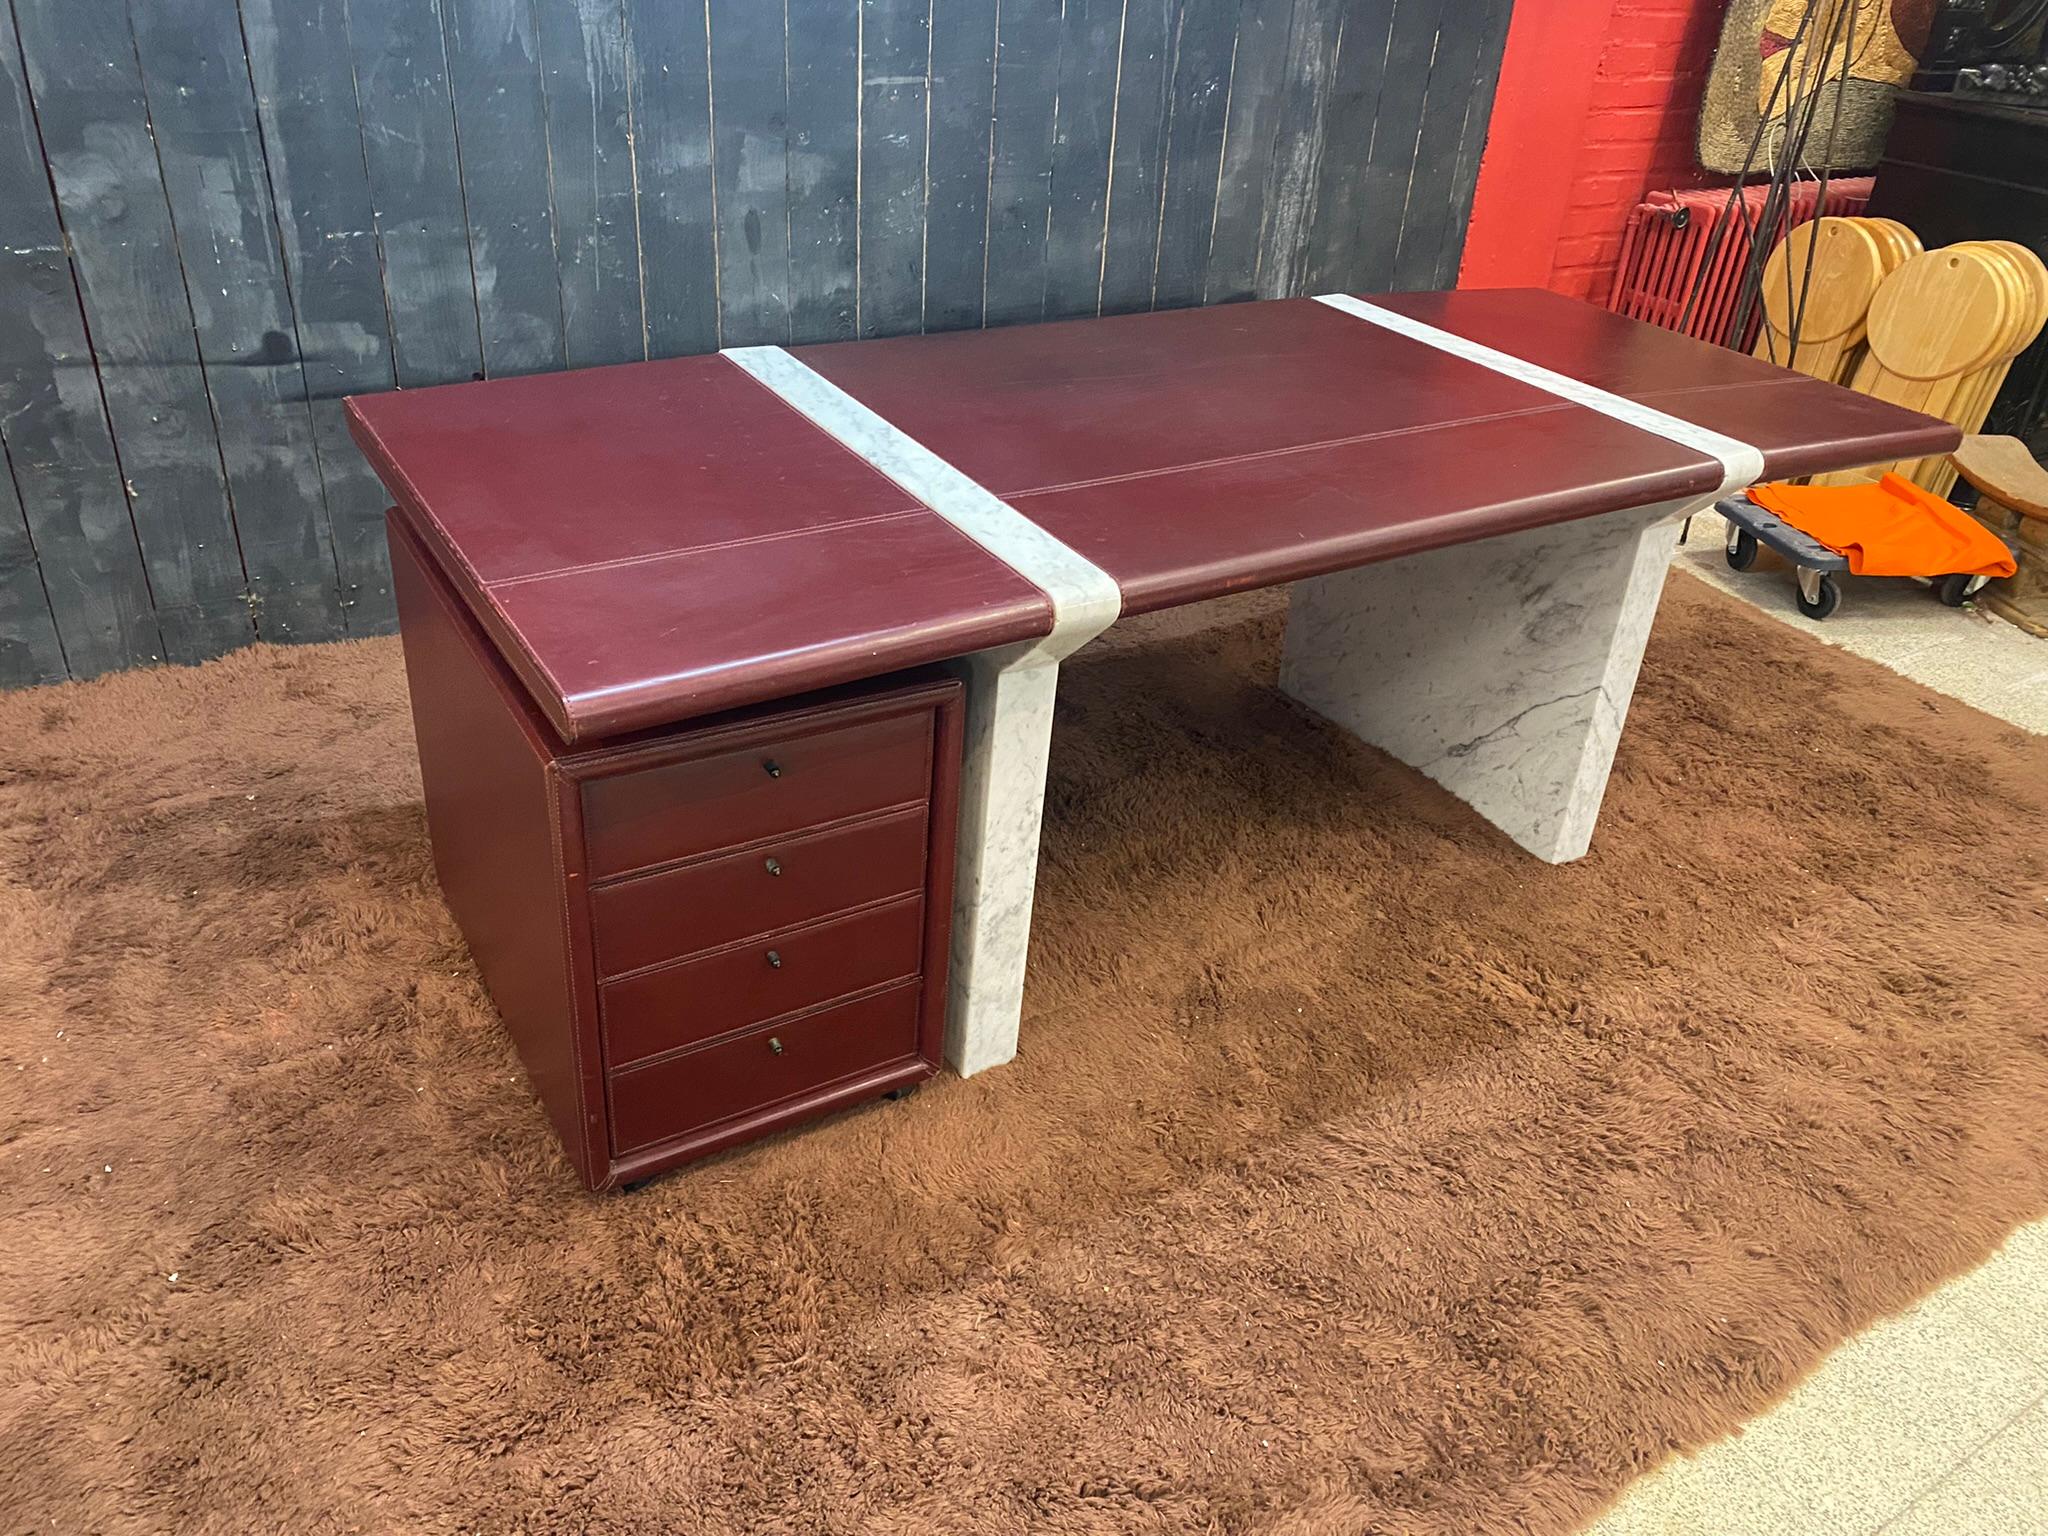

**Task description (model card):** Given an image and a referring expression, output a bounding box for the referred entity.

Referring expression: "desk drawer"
[582,709,932,878]
[591,806,927,979]
[608,983,921,1155]
[600,895,924,1068]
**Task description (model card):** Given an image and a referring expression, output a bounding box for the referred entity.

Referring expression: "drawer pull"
[766,949,783,969]
[762,758,783,778]
[763,857,782,877]
[768,1036,784,1056]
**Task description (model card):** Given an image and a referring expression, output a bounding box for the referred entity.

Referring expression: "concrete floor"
[1670,508,2048,735]
[1584,512,2048,1535]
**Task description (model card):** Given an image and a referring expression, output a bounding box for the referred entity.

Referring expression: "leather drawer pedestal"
[389,515,962,1190]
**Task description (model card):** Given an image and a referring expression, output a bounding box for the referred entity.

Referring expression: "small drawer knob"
[763,857,782,877]
[768,1036,784,1055]
[765,949,782,969]
[762,758,782,778]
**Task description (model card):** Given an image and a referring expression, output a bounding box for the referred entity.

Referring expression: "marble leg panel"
[943,642,1064,1076]
[1279,495,1709,864]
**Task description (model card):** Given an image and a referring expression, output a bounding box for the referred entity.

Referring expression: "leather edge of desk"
[1078,473,1718,617]
[1364,287,1968,481]
[351,396,1056,745]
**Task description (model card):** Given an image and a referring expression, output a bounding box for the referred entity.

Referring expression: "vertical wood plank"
[785,0,857,343]
[1042,0,1122,318]
[921,0,996,332]
[1349,0,1445,289]
[706,0,791,346]
[533,0,645,366]
[129,0,347,644]
[0,0,1514,684]
[1150,0,1240,311]
[1389,0,1500,291]
[1300,0,1393,293]
[443,0,567,377]
[0,454,64,685]
[625,0,719,357]
[0,9,159,676]
[242,0,400,632]
[346,0,484,386]
[1097,0,1174,316]
[1203,0,1289,303]
[857,0,928,339]
[14,0,254,663]
[1255,0,1342,298]
[1429,0,1511,288]
[982,0,1062,326]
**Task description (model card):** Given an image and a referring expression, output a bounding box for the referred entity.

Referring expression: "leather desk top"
[348,289,1959,744]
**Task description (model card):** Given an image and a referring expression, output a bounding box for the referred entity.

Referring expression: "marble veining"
[726,346,1122,1077]
[1280,495,1708,864]
[942,645,1063,1075]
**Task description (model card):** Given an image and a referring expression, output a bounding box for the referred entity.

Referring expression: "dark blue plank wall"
[0,0,1511,684]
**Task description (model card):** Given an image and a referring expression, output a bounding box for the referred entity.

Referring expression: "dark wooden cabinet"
[1869,91,2048,453]
[389,513,961,1190]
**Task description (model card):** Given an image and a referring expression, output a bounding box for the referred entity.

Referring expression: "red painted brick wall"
[1551,0,1729,298]
[1462,0,1730,298]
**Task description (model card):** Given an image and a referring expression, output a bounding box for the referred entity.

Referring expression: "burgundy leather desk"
[351,289,1954,1181]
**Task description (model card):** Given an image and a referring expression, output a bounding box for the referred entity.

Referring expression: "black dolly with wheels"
[1715,496,1848,619]
[1713,495,2004,619]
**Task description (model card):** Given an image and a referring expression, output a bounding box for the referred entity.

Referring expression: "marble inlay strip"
[723,346,1122,657]
[1313,293,1766,495]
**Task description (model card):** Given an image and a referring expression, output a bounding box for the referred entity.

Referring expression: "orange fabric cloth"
[1747,474,2017,580]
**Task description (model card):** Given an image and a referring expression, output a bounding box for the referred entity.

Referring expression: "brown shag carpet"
[2,575,2046,1534]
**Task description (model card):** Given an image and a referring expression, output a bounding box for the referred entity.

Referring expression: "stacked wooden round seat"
[1751,216,1918,385]
[1806,238,2048,492]
[1910,242,2048,496]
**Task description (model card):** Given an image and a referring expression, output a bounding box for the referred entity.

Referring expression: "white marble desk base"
[1280,494,1707,864]
[941,493,1710,1076]
[942,642,1066,1077]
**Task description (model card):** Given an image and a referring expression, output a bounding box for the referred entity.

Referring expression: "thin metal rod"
[1673,0,1825,338]
[1730,0,1852,355]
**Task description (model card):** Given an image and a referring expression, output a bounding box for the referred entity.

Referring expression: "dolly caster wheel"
[1795,569,1841,620]
[621,1176,657,1194]
[1937,572,1977,607]
[1726,528,1759,571]
[883,1084,919,1102]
